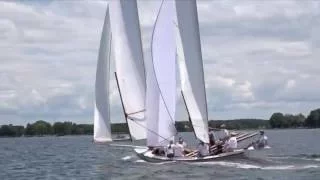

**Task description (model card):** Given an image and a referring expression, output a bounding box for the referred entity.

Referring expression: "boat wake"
[295,153,320,159]
[189,161,260,169]
[269,154,320,162]
[262,164,319,170]
[189,161,319,170]
[121,155,133,161]
[135,160,146,163]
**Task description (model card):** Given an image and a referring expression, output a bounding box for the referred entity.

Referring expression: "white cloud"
[1,0,320,125]
[285,79,296,89]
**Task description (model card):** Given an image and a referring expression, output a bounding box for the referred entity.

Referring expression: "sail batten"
[94,5,112,143]
[175,0,209,143]
[109,0,147,140]
[147,0,176,147]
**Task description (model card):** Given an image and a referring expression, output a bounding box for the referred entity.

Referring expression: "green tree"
[12,125,24,136]
[32,120,52,135]
[0,125,15,136]
[53,122,65,135]
[269,112,284,128]
[25,123,35,136]
[63,122,73,135]
[305,108,320,128]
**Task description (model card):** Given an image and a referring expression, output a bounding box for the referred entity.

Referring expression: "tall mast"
[181,91,197,139]
[114,72,133,141]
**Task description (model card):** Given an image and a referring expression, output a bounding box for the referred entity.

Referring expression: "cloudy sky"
[1,0,320,125]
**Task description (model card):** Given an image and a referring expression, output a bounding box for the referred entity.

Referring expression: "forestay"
[94,5,112,143]
[146,0,176,147]
[175,0,209,143]
[109,0,147,140]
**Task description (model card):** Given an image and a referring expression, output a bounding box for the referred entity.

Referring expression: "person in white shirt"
[174,143,184,157]
[197,141,209,157]
[224,132,237,152]
[166,140,175,158]
[177,137,187,148]
[174,137,186,157]
[257,130,268,148]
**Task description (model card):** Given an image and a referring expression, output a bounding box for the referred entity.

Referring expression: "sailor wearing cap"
[224,132,238,152]
[257,130,268,148]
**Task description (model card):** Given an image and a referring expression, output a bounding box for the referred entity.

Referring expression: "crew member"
[224,132,237,152]
[166,140,175,158]
[197,141,209,157]
[256,130,268,148]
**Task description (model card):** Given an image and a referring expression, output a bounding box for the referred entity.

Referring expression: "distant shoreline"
[0,118,318,138]
[1,127,319,139]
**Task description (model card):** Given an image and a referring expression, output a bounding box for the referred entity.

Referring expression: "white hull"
[134,148,245,163]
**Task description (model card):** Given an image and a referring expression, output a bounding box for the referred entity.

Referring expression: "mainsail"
[109,0,147,140]
[175,0,209,143]
[147,0,176,147]
[94,5,112,143]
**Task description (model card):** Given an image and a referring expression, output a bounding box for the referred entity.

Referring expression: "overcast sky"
[1,0,320,125]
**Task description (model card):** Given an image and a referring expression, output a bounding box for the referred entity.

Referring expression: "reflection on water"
[0,129,320,180]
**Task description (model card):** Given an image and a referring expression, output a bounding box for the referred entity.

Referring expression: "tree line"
[1,119,267,137]
[1,108,320,137]
[0,121,94,137]
[0,120,131,137]
[175,119,269,132]
[269,108,320,128]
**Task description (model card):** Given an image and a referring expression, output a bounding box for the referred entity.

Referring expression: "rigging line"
[127,109,145,116]
[150,0,176,126]
[127,116,174,143]
[158,134,176,145]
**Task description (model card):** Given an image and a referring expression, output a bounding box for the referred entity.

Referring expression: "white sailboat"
[134,0,245,162]
[94,0,147,142]
[94,5,112,143]
[109,0,147,141]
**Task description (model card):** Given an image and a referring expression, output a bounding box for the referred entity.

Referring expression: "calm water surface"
[0,129,320,180]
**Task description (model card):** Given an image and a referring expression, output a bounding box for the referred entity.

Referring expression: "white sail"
[175,0,209,143]
[109,0,146,140]
[94,6,112,143]
[147,0,176,147]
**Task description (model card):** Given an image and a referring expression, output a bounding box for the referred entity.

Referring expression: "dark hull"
[113,137,131,141]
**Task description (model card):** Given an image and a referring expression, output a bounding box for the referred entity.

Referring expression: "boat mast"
[181,90,197,139]
[114,72,133,141]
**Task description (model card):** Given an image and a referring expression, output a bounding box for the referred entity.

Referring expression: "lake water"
[0,129,319,180]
